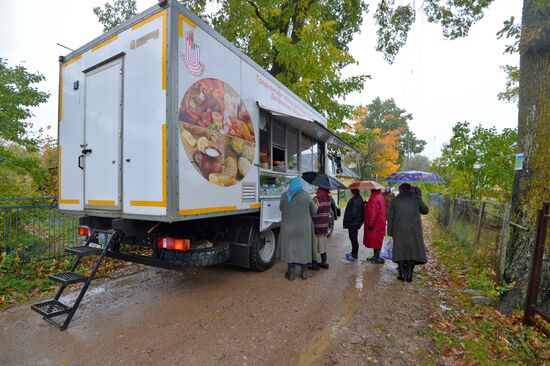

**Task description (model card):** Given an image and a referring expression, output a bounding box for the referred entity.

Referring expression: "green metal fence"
[0,197,81,262]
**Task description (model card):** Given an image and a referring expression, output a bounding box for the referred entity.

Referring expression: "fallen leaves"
[423,217,550,365]
[0,254,138,308]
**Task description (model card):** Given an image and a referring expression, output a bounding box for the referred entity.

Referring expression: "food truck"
[33,0,354,329]
[53,0,352,271]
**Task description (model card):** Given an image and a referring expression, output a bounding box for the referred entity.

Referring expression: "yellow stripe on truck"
[130,10,167,90]
[179,14,196,37]
[131,10,164,30]
[91,35,118,52]
[87,200,116,206]
[60,199,80,205]
[59,54,82,123]
[179,206,237,216]
[162,10,167,90]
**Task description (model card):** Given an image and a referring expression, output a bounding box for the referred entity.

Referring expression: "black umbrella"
[302,171,347,190]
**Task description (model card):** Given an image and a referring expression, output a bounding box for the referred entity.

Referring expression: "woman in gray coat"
[279,177,317,281]
[387,183,429,282]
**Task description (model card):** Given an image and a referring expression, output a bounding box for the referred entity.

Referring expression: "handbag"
[380,236,393,260]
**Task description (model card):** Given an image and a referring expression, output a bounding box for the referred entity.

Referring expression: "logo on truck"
[179,78,255,187]
[182,31,205,76]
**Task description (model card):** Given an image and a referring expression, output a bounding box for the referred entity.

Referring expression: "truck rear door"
[83,58,123,210]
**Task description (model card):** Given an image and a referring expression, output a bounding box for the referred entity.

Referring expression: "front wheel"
[249,228,277,271]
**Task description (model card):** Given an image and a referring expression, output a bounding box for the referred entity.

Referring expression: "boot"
[372,249,385,264]
[397,262,405,281]
[320,253,329,269]
[309,261,321,271]
[285,266,295,281]
[406,261,414,282]
[301,266,309,280]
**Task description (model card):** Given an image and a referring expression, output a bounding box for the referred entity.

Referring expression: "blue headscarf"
[287,177,303,202]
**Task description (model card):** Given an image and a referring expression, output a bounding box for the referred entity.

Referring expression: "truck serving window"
[259,116,302,196]
[287,127,299,173]
[259,114,271,170]
[300,134,321,173]
[272,120,286,172]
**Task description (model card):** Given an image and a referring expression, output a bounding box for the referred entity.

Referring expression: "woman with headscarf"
[363,189,387,264]
[279,177,317,280]
[312,187,332,270]
[387,183,429,282]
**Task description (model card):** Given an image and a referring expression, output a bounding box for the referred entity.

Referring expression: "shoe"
[285,268,295,281]
[301,267,309,280]
[406,261,414,282]
[309,261,321,271]
[345,253,358,261]
[367,255,376,262]
[372,256,385,264]
[320,253,329,269]
[397,263,405,281]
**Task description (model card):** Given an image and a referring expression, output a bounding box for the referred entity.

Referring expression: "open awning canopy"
[257,103,356,153]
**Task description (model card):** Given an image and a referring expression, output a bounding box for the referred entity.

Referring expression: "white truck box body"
[59,8,167,218]
[58,2,347,224]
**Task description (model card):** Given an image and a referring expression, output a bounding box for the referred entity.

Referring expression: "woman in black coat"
[343,189,364,261]
[387,183,429,282]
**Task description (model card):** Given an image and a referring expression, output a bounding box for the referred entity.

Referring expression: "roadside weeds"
[421,218,549,365]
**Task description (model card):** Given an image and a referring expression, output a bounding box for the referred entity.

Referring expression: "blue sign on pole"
[514,153,524,171]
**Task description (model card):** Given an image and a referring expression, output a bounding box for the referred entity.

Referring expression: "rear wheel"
[160,242,230,267]
[250,228,277,271]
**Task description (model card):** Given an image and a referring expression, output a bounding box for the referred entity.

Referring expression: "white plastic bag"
[380,236,393,260]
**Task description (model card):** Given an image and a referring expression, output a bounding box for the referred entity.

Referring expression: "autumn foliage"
[347,106,401,179]
[368,128,401,177]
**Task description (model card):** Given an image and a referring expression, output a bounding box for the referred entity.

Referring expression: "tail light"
[78,225,91,237]
[157,237,191,251]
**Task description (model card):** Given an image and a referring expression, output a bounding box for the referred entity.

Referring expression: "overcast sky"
[1,0,522,159]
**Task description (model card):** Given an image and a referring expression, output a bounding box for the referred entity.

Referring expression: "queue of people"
[343,182,429,282]
[278,176,429,283]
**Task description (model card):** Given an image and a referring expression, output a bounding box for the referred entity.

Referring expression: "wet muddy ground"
[0,220,434,366]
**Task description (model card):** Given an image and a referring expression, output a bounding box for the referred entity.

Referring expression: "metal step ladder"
[31,229,119,330]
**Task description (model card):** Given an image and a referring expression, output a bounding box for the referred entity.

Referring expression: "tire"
[327,211,335,238]
[161,242,230,267]
[249,228,277,272]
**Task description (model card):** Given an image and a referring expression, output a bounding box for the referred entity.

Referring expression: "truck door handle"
[82,149,92,154]
[78,155,84,170]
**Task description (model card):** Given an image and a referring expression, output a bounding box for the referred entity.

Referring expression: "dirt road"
[0,220,433,366]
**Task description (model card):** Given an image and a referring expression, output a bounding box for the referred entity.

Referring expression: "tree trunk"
[499,0,550,313]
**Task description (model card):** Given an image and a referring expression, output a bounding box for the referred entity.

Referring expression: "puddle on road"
[297,262,385,366]
[62,286,106,303]
[355,269,363,291]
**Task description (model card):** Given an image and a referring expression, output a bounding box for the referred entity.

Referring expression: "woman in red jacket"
[363,189,387,264]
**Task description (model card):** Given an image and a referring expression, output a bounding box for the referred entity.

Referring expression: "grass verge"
[422,217,549,365]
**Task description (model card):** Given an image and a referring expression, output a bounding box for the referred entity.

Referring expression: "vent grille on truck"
[242,183,256,202]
